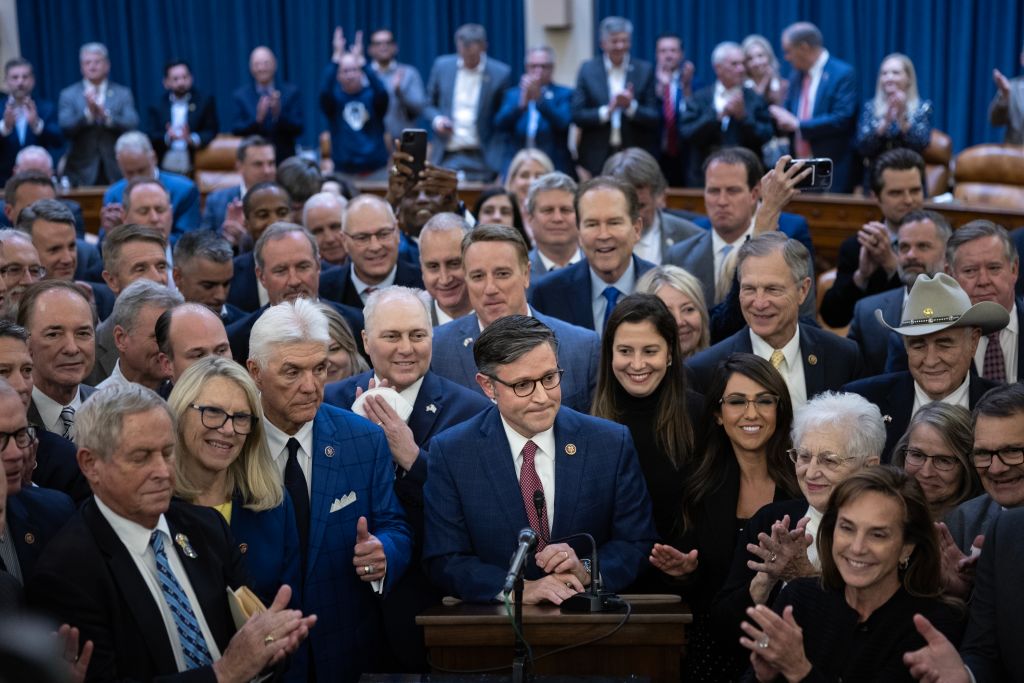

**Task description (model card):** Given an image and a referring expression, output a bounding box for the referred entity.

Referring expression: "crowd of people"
[0,14,1023,683]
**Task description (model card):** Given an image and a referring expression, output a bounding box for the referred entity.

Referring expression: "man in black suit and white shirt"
[146,60,218,175]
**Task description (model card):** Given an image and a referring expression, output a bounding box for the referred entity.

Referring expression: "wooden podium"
[415,595,691,683]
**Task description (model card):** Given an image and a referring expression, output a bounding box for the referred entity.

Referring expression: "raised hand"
[649,543,698,577]
[352,516,387,583]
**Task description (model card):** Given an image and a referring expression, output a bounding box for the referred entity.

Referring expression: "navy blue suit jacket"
[32,430,91,503]
[201,185,241,232]
[493,84,574,176]
[227,300,365,363]
[430,310,600,413]
[231,81,304,164]
[102,170,200,243]
[220,302,247,326]
[5,486,75,579]
[302,404,413,683]
[846,286,903,376]
[783,56,859,193]
[319,260,424,310]
[423,405,657,602]
[529,256,656,332]
[0,95,62,185]
[686,323,864,397]
[679,85,774,186]
[229,490,301,608]
[226,253,356,314]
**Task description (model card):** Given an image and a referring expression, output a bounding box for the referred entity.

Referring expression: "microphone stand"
[512,570,529,683]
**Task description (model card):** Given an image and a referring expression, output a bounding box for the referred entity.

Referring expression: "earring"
[899,556,910,570]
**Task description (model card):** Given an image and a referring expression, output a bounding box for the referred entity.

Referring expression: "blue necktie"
[149,531,213,670]
[601,286,621,331]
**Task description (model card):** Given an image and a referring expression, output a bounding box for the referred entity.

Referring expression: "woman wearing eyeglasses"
[167,356,301,611]
[650,353,798,682]
[710,391,885,678]
[892,403,980,523]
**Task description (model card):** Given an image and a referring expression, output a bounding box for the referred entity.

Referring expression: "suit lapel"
[479,412,530,532]
[551,412,584,539]
[568,262,596,329]
[306,415,350,578]
[407,373,442,444]
[799,325,824,397]
[454,316,483,388]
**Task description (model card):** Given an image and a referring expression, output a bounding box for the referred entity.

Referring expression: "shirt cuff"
[0,121,9,137]
[598,105,610,123]
[189,133,201,147]
[371,566,387,594]
[626,100,639,117]
[32,119,44,135]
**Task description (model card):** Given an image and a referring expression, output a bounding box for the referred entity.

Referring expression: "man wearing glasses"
[423,314,656,604]
[0,228,45,306]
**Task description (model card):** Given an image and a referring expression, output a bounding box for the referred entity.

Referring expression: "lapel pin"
[238,543,248,554]
[425,404,437,413]
[175,533,198,559]
[564,444,577,456]
[807,354,818,366]
[324,445,335,458]
[24,532,35,545]
[883,415,893,423]
[463,337,474,347]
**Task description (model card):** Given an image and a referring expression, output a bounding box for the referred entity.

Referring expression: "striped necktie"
[149,531,213,670]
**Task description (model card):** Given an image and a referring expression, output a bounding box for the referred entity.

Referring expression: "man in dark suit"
[57,42,139,186]
[28,382,315,681]
[324,286,489,671]
[226,182,294,312]
[424,315,657,603]
[231,46,304,165]
[303,191,347,267]
[531,177,655,334]
[654,33,695,188]
[571,16,661,177]
[770,22,858,193]
[601,147,701,264]
[494,46,574,176]
[156,304,231,385]
[425,23,511,182]
[418,213,472,325]
[679,42,774,187]
[820,148,926,328]
[0,58,62,186]
[848,209,951,376]
[432,224,600,413]
[227,223,364,363]
[687,232,862,407]
[145,60,218,175]
[200,135,277,235]
[525,172,582,285]
[172,230,246,325]
[246,298,412,682]
[843,273,1006,462]
[319,194,423,309]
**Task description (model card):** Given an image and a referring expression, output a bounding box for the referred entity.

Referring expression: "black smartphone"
[401,128,428,179]
[784,158,833,190]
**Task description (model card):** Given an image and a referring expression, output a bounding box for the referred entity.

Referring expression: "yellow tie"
[770,349,785,369]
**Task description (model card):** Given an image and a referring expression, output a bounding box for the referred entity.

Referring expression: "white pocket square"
[330,491,357,513]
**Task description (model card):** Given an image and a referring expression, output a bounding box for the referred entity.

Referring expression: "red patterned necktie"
[982,332,1007,383]
[662,82,678,155]
[519,440,549,549]
[795,72,812,157]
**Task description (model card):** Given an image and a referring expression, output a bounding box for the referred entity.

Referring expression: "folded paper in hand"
[227,585,267,629]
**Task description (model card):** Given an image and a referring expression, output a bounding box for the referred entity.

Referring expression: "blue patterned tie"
[601,286,621,332]
[149,531,213,670]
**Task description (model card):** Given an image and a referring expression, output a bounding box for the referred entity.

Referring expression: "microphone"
[502,528,538,594]
[533,490,549,544]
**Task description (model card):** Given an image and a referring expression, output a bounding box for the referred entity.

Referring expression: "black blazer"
[5,486,75,579]
[686,323,864,398]
[27,498,247,682]
[841,370,1000,463]
[820,233,901,328]
[230,81,304,165]
[227,300,366,363]
[226,252,354,315]
[32,430,91,503]
[145,89,219,162]
[319,260,425,310]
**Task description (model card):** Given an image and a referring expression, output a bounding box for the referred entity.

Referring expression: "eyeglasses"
[787,448,857,471]
[0,426,36,450]
[970,446,1024,469]
[189,404,255,435]
[488,368,564,398]
[0,263,46,280]
[720,394,780,411]
[902,448,961,472]
[344,226,397,245]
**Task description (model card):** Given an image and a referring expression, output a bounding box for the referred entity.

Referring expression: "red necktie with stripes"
[519,440,549,549]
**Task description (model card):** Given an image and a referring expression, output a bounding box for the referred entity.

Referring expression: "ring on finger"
[264,634,276,645]
[363,564,373,575]
[391,165,398,174]
[562,551,568,559]
[757,636,770,649]
[768,552,777,563]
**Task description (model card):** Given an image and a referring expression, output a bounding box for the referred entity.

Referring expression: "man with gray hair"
[57,42,138,186]
[0,228,44,305]
[246,297,411,682]
[28,382,316,681]
[687,232,862,408]
[679,42,774,187]
[418,212,471,324]
[99,131,200,240]
[601,149,701,263]
[990,41,1024,144]
[571,16,660,177]
[525,172,581,283]
[172,229,245,325]
[302,190,348,266]
[97,278,183,391]
[425,23,511,182]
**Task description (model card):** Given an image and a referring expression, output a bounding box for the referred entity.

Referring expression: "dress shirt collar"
[94,494,171,554]
[433,299,454,326]
[603,55,630,75]
[589,258,636,303]
[711,218,755,254]
[478,305,532,333]
[456,54,487,74]
[168,92,192,104]
[31,385,82,430]
[264,414,315,463]
[500,414,556,463]
[913,374,971,410]
[374,374,425,416]
[538,247,582,272]
[351,263,397,296]
[749,323,801,365]
[808,49,830,81]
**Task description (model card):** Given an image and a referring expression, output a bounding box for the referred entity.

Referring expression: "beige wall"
[524,0,592,87]
[0,0,20,91]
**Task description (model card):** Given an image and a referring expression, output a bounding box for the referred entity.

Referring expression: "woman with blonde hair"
[318,303,369,383]
[636,264,710,359]
[856,53,934,168]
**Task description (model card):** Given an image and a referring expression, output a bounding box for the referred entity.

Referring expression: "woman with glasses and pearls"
[739,467,964,682]
[168,356,301,611]
[710,390,885,679]
[652,353,799,682]
[892,403,980,523]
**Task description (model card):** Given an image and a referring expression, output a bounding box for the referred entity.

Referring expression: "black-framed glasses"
[720,394,780,411]
[344,226,397,245]
[970,446,1024,469]
[0,425,36,450]
[902,448,962,472]
[189,404,255,435]
[787,448,857,472]
[488,368,564,398]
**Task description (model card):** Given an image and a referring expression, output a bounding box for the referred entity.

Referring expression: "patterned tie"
[59,405,76,440]
[795,72,812,157]
[284,438,310,566]
[601,286,621,332]
[770,349,786,370]
[982,332,1007,383]
[519,440,549,549]
[662,82,679,155]
[149,531,213,670]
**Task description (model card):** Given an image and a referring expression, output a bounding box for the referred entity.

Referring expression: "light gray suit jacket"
[84,317,118,387]
[58,80,139,186]
[659,210,702,260]
[989,76,1024,145]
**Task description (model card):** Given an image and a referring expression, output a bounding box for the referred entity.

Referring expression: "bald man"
[231,46,304,164]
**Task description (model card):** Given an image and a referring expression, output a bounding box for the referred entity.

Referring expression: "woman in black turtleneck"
[591,294,703,541]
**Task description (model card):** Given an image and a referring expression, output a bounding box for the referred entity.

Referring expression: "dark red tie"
[983,332,1007,383]
[795,73,812,157]
[519,440,549,549]
[662,82,679,156]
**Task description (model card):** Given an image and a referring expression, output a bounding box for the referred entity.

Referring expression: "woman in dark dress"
[740,466,964,682]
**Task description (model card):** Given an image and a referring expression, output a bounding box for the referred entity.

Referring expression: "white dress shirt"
[799,50,830,124]
[96,360,130,391]
[589,259,637,337]
[265,418,315,499]
[31,385,84,435]
[599,56,638,147]
[912,375,971,415]
[373,374,425,418]
[82,79,109,122]
[713,80,742,129]
[711,221,754,283]
[94,496,222,672]
[749,326,807,408]
[537,247,582,273]
[501,416,556,527]
[351,264,397,303]
[974,303,1019,382]
[433,299,454,327]
[803,505,824,570]
[634,213,663,265]
[449,56,486,150]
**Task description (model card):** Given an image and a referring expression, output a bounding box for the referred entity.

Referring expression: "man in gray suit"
[431,224,600,412]
[525,172,581,285]
[57,43,139,186]
[425,24,511,182]
[602,147,701,264]
[368,28,427,144]
[990,42,1024,144]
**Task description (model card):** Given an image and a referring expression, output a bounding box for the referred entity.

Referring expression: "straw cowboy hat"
[875,272,1009,337]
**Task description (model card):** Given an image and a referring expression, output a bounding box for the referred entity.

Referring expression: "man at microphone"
[423,315,656,604]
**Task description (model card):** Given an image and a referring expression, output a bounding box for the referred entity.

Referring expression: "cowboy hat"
[875,273,1009,337]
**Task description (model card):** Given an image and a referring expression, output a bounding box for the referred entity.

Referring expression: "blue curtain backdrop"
[16,0,526,151]
[596,0,1024,152]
